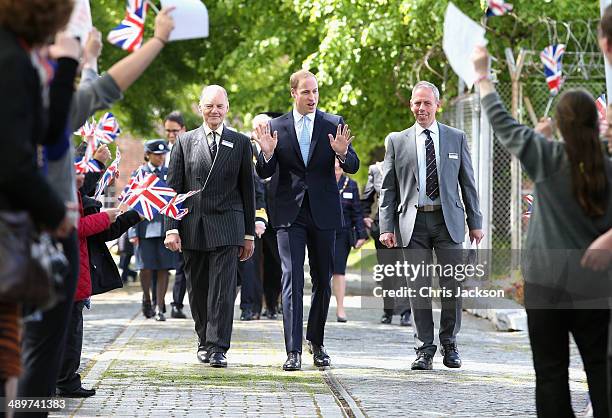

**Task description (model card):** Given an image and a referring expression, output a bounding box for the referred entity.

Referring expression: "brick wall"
[101,135,146,207]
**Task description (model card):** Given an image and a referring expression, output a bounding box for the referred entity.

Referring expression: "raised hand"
[328,124,354,157]
[252,123,278,159]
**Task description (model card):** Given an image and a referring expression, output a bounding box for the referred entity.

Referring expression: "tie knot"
[423,129,431,137]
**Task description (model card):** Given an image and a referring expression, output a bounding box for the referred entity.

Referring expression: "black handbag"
[0,211,67,310]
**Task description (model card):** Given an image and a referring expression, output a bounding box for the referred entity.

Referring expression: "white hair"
[252,113,272,129]
[199,84,229,104]
[411,81,440,101]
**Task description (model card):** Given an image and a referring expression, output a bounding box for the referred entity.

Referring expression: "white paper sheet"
[443,2,487,89]
[66,0,92,46]
[160,0,209,41]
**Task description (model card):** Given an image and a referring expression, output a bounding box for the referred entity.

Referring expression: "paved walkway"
[50,282,591,417]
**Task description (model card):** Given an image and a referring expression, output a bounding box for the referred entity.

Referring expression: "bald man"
[164,85,255,368]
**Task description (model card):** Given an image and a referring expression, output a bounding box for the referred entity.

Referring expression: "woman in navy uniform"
[129,140,178,321]
[333,159,367,322]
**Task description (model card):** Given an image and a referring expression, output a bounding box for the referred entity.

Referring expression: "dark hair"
[600,5,612,42]
[555,89,608,217]
[0,0,74,46]
[164,111,185,127]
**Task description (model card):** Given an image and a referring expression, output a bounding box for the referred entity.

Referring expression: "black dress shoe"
[441,343,462,368]
[240,309,254,321]
[154,308,166,322]
[399,312,412,327]
[197,349,210,363]
[380,313,392,324]
[311,343,331,368]
[411,352,434,370]
[209,352,227,368]
[283,352,301,371]
[265,309,278,320]
[57,386,96,398]
[171,306,187,319]
[142,300,154,318]
[336,316,347,323]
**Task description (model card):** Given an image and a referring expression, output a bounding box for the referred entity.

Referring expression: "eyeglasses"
[165,129,181,134]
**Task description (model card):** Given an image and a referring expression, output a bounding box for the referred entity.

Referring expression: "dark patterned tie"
[424,129,439,200]
[209,131,217,160]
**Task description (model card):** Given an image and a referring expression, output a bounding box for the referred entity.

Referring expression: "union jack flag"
[540,44,566,95]
[486,0,513,17]
[124,173,177,220]
[74,118,96,138]
[74,135,102,174]
[160,190,200,220]
[94,148,121,200]
[95,112,121,145]
[117,167,146,203]
[107,0,148,53]
[522,194,534,219]
[596,94,608,136]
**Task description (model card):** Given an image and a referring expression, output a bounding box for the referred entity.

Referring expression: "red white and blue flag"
[107,0,148,52]
[540,44,566,95]
[486,0,513,17]
[124,173,177,220]
[159,190,199,220]
[117,168,146,203]
[522,194,534,219]
[596,94,608,136]
[74,118,95,138]
[74,135,102,174]
[95,112,121,145]
[94,148,121,200]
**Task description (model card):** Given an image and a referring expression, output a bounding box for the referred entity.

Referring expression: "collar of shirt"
[293,108,315,142]
[203,123,224,144]
[414,120,439,138]
[148,162,161,173]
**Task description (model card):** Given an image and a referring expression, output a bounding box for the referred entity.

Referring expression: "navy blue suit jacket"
[256,109,359,230]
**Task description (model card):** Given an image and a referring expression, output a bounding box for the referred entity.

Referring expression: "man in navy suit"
[254,69,359,371]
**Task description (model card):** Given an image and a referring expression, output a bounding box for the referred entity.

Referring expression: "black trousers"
[404,211,463,356]
[277,199,334,353]
[262,226,282,312]
[17,232,79,418]
[171,255,187,309]
[56,301,84,392]
[373,229,411,317]
[525,284,610,418]
[183,246,238,353]
[239,239,263,314]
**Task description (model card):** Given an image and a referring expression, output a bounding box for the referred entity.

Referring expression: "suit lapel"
[210,126,232,178]
[405,126,418,183]
[437,122,447,177]
[307,110,323,164]
[194,126,212,179]
[283,113,304,166]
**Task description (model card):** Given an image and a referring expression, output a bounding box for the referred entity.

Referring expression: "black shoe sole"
[210,362,227,368]
[283,366,301,371]
[442,361,462,368]
[411,364,433,370]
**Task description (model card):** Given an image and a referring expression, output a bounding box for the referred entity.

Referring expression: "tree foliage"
[91,0,601,182]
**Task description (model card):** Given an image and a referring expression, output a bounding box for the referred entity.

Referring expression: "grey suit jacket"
[164,125,255,251]
[379,122,482,246]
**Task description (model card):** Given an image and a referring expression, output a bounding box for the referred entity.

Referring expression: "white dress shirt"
[293,108,315,142]
[415,121,441,206]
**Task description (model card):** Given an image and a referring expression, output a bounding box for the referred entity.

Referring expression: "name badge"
[342,192,353,199]
[221,140,234,148]
[448,152,459,160]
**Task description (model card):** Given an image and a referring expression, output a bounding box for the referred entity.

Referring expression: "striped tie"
[209,131,217,160]
[424,129,439,200]
[298,116,311,165]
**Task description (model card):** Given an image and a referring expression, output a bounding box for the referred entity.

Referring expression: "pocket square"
[221,140,234,148]
[448,152,458,160]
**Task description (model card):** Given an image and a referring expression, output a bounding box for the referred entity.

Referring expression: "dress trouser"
[403,211,462,357]
[262,227,282,311]
[171,255,187,309]
[373,229,411,317]
[276,199,335,353]
[17,232,79,418]
[56,301,85,392]
[183,246,239,353]
[239,240,263,314]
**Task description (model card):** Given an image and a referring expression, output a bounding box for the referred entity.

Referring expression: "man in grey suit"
[379,81,483,370]
[164,85,255,368]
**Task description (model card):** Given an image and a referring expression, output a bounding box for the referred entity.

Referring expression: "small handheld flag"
[486,0,513,17]
[107,0,148,52]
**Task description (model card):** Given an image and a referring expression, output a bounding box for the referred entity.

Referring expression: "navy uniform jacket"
[129,164,169,239]
[337,175,367,240]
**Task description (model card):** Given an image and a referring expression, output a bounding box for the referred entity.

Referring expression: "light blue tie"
[298,116,311,165]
